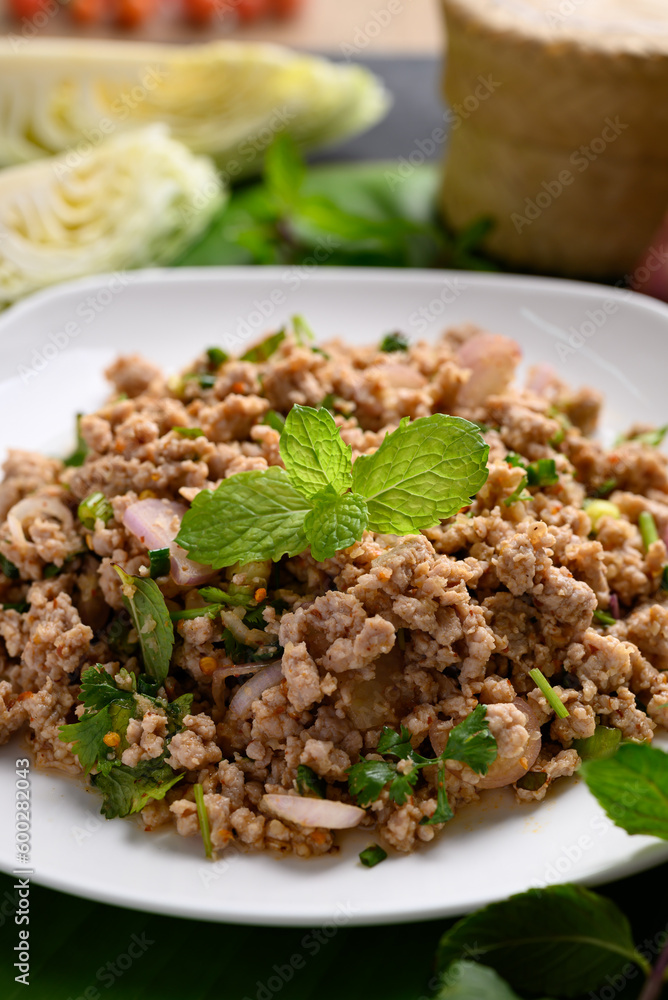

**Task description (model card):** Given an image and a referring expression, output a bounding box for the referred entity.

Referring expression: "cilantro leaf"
[280,404,352,498]
[441,705,497,775]
[77,665,131,711]
[303,488,368,561]
[176,466,311,568]
[347,760,397,807]
[581,742,668,839]
[296,764,326,799]
[92,758,184,819]
[376,725,415,760]
[352,415,489,533]
[436,884,649,996]
[421,763,454,826]
[387,768,419,805]
[60,706,116,775]
[115,567,174,684]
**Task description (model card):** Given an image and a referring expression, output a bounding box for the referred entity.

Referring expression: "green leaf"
[240,330,286,363]
[434,961,548,1000]
[263,409,286,434]
[265,133,305,206]
[441,705,497,775]
[59,706,115,775]
[148,547,170,578]
[526,458,559,487]
[206,346,228,368]
[63,413,88,467]
[198,586,251,607]
[573,725,621,761]
[280,404,353,498]
[0,553,18,579]
[581,742,668,839]
[295,764,326,799]
[376,724,415,760]
[303,488,368,561]
[92,758,184,819]
[347,759,397,807]
[193,782,213,859]
[436,884,650,997]
[114,567,174,684]
[77,665,129,711]
[380,331,409,353]
[387,769,419,805]
[176,466,311,568]
[352,414,489,533]
[173,426,204,439]
[420,763,454,826]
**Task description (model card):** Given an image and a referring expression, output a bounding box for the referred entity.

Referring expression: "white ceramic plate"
[0,267,667,927]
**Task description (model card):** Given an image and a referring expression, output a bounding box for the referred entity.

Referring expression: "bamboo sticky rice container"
[439,0,668,278]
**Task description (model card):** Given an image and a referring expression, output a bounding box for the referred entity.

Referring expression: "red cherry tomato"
[235,0,269,23]
[70,0,106,23]
[115,0,157,27]
[183,0,233,24]
[7,0,50,20]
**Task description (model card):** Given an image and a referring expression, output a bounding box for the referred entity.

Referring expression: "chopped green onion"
[594,479,617,498]
[263,410,286,435]
[173,426,204,439]
[241,329,286,363]
[149,548,170,578]
[528,668,569,719]
[63,414,88,467]
[184,372,217,390]
[0,554,19,579]
[206,347,228,368]
[583,499,620,531]
[78,492,113,529]
[359,844,387,868]
[312,346,330,359]
[380,331,409,353]
[295,764,326,799]
[516,771,547,791]
[638,510,659,551]
[573,725,621,761]
[593,608,616,627]
[193,782,213,859]
[292,314,315,345]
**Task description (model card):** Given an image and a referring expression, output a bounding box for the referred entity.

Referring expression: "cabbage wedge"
[0,39,389,176]
[0,125,223,306]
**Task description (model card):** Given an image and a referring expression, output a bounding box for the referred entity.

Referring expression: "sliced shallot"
[262,794,365,830]
[7,495,74,549]
[476,699,542,790]
[456,332,521,408]
[227,661,283,719]
[123,498,213,586]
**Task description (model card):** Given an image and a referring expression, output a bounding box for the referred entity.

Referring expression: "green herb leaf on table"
[176,466,311,569]
[280,403,353,497]
[114,567,175,684]
[303,489,368,561]
[581,741,668,839]
[352,415,490,533]
[92,758,184,820]
[436,884,650,997]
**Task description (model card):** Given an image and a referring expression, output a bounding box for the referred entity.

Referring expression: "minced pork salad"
[1,318,667,865]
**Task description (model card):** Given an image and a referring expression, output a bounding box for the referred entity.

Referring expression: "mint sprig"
[177,407,489,567]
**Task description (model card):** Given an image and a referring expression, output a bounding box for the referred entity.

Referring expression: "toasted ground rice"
[1,324,668,858]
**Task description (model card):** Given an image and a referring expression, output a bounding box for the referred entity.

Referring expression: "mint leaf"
[303,488,368,560]
[92,758,184,819]
[441,705,497,775]
[115,568,174,684]
[436,884,649,997]
[176,466,311,568]
[434,961,550,1000]
[573,725,621,761]
[581,742,668,839]
[352,415,489,533]
[281,405,352,498]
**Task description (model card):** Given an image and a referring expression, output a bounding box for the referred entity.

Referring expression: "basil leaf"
[436,884,649,997]
[581,742,668,838]
[303,488,368,561]
[176,467,311,569]
[280,404,353,498]
[352,414,489,533]
[114,567,174,684]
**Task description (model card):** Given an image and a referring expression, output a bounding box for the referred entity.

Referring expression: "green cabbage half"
[0,39,390,177]
[0,125,224,305]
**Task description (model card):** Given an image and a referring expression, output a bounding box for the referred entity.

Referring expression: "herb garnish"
[504,454,559,506]
[616,425,668,448]
[295,764,326,799]
[241,330,286,363]
[359,844,387,868]
[206,347,228,369]
[194,782,213,859]
[347,706,496,820]
[528,668,569,719]
[380,331,409,353]
[0,554,19,579]
[177,407,489,568]
[638,510,659,551]
[115,567,174,684]
[573,725,621,761]
[593,608,616,627]
[63,414,88,467]
[174,426,204,439]
[148,548,170,579]
[263,410,286,434]
[581,742,668,840]
[78,492,113,529]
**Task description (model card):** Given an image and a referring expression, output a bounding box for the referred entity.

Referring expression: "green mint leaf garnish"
[303,488,368,561]
[241,329,286,363]
[280,404,353,498]
[63,413,88,467]
[573,725,621,761]
[148,547,170,578]
[263,410,286,435]
[295,764,326,799]
[114,567,174,684]
[173,426,204,439]
[380,331,409,353]
[528,668,569,719]
[359,844,387,868]
[176,466,310,569]
[92,758,184,819]
[77,492,113,529]
[194,782,213,859]
[436,884,650,996]
[352,415,489,533]
[581,742,668,839]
